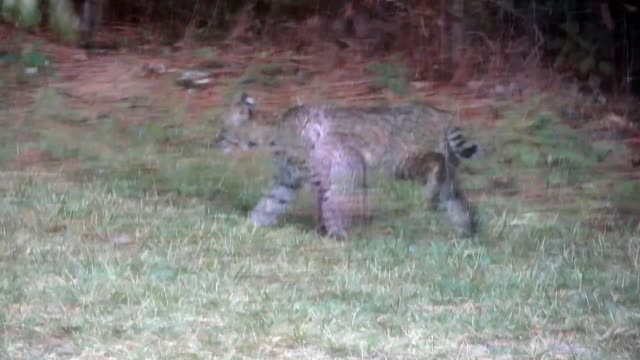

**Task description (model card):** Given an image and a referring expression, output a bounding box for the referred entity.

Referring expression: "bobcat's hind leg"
[395,150,475,235]
[445,187,475,236]
[423,153,448,210]
[395,151,447,210]
[438,156,475,236]
[438,161,475,236]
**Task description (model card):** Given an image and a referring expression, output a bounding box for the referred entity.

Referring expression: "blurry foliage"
[0,39,51,86]
[2,0,78,41]
[48,0,79,42]
[2,0,40,27]
[194,47,222,68]
[525,0,617,90]
[237,61,286,87]
[0,0,636,93]
[460,0,622,91]
[366,57,409,96]
[104,0,319,37]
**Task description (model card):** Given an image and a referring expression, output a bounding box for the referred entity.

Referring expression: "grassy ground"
[1,45,640,359]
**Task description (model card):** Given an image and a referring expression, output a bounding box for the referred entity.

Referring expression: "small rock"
[96,112,111,120]
[72,53,89,61]
[142,62,166,76]
[94,168,108,178]
[176,70,213,89]
[46,224,67,233]
[412,81,435,90]
[24,67,38,75]
[110,233,134,245]
[466,80,483,91]
[54,345,75,356]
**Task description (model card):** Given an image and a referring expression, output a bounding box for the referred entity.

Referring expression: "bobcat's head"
[226,92,255,127]
[216,92,273,153]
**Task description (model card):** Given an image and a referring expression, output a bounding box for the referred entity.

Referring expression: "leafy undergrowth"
[1,33,640,359]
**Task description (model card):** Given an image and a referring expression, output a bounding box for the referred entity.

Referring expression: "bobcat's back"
[282,103,465,174]
[218,96,479,168]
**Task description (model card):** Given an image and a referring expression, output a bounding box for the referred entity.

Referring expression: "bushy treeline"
[2,0,639,93]
[2,0,78,40]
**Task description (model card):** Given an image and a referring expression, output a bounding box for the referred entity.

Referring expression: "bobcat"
[217,93,479,237]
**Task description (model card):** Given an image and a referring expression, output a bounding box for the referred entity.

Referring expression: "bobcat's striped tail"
[444,126,480,162]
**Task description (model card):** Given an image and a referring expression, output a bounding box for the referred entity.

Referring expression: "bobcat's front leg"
[310,174,327,233]
[249,155,306,227]
[311,143,366,239]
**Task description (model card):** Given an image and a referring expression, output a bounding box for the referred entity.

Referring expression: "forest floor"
[1,23,640,359]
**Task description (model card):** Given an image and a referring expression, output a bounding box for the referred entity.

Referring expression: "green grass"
[1,174,638,359]
[1,88,639,359]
